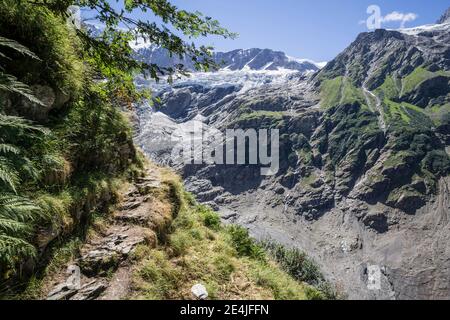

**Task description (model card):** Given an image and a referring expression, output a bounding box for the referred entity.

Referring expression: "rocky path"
[46,169,163,300]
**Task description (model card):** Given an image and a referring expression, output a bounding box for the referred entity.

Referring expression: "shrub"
[227,225,265,261]
[198,206,221,231]
[263,242,323,284]
[263,241,341,299]
[304,286,326,300]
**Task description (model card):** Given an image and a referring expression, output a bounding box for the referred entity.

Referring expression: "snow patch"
[287,56,327,69]
[130,37,153,50]
[394,22,450,36]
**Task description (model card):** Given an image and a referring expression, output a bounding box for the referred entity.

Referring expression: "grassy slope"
[238,110,284,121]
[373,70,444,127]
[128,166,330,300]
[401,67,449,96]
[19,163,332,300]
[427,103,450,125]
[322,66,449,127]
[320,76,366,109]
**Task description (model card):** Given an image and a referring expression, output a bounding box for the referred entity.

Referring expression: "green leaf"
[0,157,19,193]
[0,72,45,106]
[0,144,20,155]
[0,36,40,60]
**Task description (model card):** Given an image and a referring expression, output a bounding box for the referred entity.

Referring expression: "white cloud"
[381,11,418,28]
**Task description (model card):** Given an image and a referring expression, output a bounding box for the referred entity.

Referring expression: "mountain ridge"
[86,22,324,73]
[437,7,450,24]
[133,45,322,73]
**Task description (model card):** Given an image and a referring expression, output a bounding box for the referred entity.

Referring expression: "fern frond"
[0,195,41,222]
[0,51,10,60]
[0,72,45,106]
[19,156,40,182]
[0,193,40,269]
[0,114,49,135]
[0,36,40,60]
[0,234,36,267]
[0,157,19,193]
[0,144,20,155]
[0,218,31,236]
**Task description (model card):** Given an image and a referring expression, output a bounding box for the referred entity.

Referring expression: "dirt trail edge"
[46,167,173,300]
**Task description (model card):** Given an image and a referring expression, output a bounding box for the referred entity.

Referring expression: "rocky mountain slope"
[135,8,450,299]
[437,7,450,24]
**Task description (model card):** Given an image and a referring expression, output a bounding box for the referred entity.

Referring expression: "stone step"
[47,279,107,301]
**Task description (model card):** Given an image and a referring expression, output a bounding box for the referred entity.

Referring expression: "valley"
[134,9,450,300]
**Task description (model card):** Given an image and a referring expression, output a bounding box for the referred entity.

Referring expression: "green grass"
[320,76,366,109]
[375,67,449,109]
[374,75,400,100]
[383,150,412,169]
[238,110,284,121]
[320,77,343,109]
[341,80,366,106]
[383,99,428,125]
[297,148,314,166]
[129,188,330,300]
[300,172,320,188]
[426,103,450,126]
[401,67,449,96]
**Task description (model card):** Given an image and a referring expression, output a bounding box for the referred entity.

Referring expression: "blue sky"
[85,1,449,62]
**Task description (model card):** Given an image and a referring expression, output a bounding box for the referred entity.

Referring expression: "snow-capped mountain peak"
[84,22,323,74]
[134,46,322,73]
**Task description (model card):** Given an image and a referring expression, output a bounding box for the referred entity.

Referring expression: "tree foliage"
[28,0,236,105]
